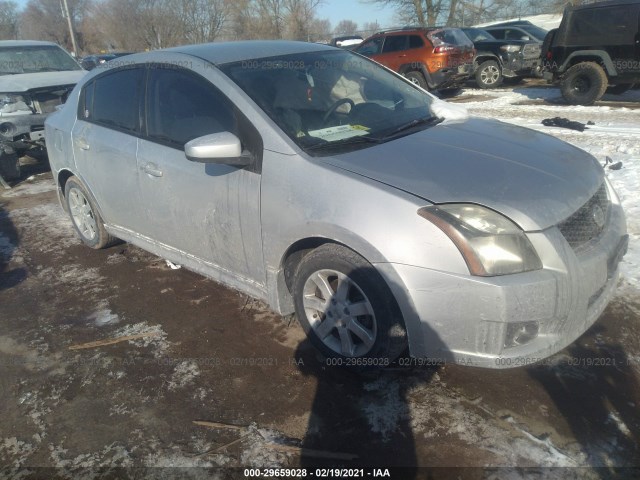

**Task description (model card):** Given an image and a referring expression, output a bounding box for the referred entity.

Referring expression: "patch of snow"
[1,180,57,198]
[112,322,170,358]
[168,360,200,391]
[475,13,563,30]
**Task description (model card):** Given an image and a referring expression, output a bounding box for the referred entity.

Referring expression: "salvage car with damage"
[0,40,85,181]
[45,41,628,368]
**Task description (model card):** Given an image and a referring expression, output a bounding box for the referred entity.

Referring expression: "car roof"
[0,40,62,48]
[567,0,640,10]
[166,40,335,65]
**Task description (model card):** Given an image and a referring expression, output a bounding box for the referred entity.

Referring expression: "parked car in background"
[329,36,363,49]
[461,27,541,88]
[81,52,134,71]
[46,41,627,368]
[541,0,640,105]
[484,21,548,42]
[353,27,475,93]
[0,40,85,181]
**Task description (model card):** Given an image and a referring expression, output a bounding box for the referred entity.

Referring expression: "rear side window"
[382,35,408,53]
[82,68,143,133]
[409,35,424,49]
[567,5,639,44]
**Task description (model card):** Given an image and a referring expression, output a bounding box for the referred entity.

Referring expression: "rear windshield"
[428,28,474,47]
[461,28,496,42]
[0,45,81,75]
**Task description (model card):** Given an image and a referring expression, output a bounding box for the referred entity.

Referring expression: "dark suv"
[541,0,640,105]
[354,27,475,92]
[462,27,541,88]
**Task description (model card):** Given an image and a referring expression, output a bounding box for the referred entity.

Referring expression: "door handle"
[75,138,90,150]
[142,163,163,177]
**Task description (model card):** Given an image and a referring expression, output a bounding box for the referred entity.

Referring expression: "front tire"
[560,62,608,105]
[64,176,118,249]
[293,244,407,366]
[475,60,503,88]
[0,150,20,181]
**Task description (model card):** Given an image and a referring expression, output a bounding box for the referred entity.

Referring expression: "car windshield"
[0,45,81,75]
[462,28,496,42]
[220,49,437,155]
[520,25,548,40]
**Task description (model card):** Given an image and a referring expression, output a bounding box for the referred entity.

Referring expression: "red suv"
[353,27,475,92]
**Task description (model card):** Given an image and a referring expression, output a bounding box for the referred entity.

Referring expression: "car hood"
[0,70,86,92]
[322,118,604,231]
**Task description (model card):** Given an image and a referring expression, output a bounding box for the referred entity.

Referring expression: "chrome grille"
[558,182,610,248]
[523,44,541,59]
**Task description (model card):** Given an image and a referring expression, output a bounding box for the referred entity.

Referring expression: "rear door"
[71,67,144,230]
[375,35,410,72]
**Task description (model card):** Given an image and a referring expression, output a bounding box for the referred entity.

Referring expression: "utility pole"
[60,0,79,57]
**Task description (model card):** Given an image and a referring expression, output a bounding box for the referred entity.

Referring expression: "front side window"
[221,50,436,156]
[86,68,143,133]
[354,37,384,56]
[145,66,236,148]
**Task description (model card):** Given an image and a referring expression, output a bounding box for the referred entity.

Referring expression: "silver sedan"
[45,41,628,368]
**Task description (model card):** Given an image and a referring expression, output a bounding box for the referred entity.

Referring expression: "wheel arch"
[56,169,107,221]
[398,62,435,89]
[561,51,617,76]
[273,234,421,356]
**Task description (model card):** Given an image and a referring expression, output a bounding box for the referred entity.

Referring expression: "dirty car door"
[136,65,265,286]
[72,67,144,230]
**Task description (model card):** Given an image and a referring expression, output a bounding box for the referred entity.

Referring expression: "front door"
[136,65,265,286]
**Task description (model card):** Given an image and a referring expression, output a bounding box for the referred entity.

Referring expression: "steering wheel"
[322,98,356,126]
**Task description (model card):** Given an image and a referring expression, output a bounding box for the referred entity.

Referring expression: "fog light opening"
[504,321,539,348]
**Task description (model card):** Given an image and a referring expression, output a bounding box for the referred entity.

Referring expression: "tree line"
[1,0,595,55]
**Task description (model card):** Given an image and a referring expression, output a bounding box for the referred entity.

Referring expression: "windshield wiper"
[305,134,381,151]
[384,115,444,139]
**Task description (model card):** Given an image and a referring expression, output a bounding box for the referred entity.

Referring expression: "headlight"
[418,204,542,276]
[0,93,32,115]
[500,45,521,53]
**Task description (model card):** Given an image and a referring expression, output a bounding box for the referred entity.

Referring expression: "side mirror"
[185,132,252,166]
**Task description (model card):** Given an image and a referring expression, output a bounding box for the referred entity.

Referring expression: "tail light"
[546,51,552,60]
[433,45,457,54]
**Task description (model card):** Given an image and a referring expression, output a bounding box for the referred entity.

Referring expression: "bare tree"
[0,1,19,39]
[178,0,230,44]
[308,17,331,42]
[20,0,89,51]
[361,20,381,37]
[283,0,324,40]
[334,19,358,36]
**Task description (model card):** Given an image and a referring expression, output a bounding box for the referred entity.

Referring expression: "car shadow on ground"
[291,265,450,476]
[529,318,640,473]
[0,203,27,292]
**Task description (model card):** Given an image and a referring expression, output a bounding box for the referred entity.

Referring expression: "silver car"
[45,41,628,368]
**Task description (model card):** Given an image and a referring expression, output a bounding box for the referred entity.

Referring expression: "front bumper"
[0,112,48,145]
[502,55,540,78]
[375,192,627,369]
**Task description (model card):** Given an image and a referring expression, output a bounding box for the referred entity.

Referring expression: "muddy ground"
[1,125,640,478]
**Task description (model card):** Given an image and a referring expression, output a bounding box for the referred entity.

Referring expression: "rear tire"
[475,60,503,88]
[293,244,407,368]
[560,62,608,105]
[404,71,429,90]
[64,176,118,249]
[0,150,21,181]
